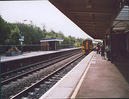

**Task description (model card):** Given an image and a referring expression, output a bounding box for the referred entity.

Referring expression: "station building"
[40,38,63,51]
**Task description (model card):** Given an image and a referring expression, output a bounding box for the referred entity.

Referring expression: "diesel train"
[81,39,93,55]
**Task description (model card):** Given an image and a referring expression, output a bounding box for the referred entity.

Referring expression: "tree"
[0,16,83,47]
[57,31,65,39]
[5,24,20,45]
[17,23,43,44]
[0,16,10,45]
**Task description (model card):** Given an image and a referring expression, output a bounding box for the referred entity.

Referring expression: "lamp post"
[18,20,29,53]
[19,35,24,54]
[19,20,26,53]
[18,23,24,53]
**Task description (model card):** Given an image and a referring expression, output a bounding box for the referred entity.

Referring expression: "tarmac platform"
[74,53,129,98]
[40,51,129,98]
[1,48,78,62]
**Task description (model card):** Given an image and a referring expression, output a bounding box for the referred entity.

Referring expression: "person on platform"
[101,45,105,56]
[105,45,111,61]
[96,44,100,54]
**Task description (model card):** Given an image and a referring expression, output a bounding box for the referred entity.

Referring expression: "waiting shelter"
[40,38,63,51]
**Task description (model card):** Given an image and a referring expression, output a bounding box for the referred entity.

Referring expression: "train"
[81,39,93,55]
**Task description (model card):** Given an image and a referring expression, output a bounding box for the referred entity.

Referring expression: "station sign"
[19,36,24,42]
[19,39,24,42]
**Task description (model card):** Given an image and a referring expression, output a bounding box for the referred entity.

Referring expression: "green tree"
[17,23,43,44]
[5,24,20,45]
[0,16,83,47]
[0,16,10,45]
[57,32,65,39]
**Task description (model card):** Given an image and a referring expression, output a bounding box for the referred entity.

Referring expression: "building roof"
[40,38,64,42]
[113,6,129,32]
[49,0,125,39]
[49,0,129,39]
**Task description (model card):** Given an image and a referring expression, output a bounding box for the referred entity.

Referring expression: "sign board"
[19,38,24,42]
[19,36,24,42]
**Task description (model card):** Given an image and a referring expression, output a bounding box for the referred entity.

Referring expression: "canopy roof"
[113,6,129,33]
[40,38,63,42]
[49,0,129,39]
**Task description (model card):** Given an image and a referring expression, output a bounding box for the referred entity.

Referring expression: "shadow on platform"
[113,56,129,84]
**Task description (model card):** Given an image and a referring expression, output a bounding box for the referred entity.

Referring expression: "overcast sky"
[0,1,92,39]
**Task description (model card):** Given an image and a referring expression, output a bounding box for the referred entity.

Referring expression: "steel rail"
[1,51,81,85]
[1,50,79,77]
[10,54,83,99]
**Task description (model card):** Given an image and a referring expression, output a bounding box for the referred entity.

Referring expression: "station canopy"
[49,0,129,39]
[40,38,63,42]
[113,6,129,33]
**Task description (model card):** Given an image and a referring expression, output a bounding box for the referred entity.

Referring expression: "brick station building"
[40,38,63,51]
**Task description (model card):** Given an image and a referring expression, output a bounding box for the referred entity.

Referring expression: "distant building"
[40,38,63,51]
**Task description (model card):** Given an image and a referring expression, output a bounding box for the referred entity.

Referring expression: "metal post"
[19,24,24,54]
[110,27,113,62]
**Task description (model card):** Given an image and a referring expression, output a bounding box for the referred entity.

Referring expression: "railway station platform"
[74,53,129,98]
[40,51,129,98]
[1,48,78,62]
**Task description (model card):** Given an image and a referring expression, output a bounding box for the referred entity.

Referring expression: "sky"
[0,1,92,39]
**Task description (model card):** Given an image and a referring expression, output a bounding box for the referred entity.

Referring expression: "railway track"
[2,50,84,99]
[1,51,80,85]
[10,54,84,99]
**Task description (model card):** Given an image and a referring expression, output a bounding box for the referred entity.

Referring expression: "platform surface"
[39,52,129,98]
[1,48,78,62]
[75,53,129,98]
